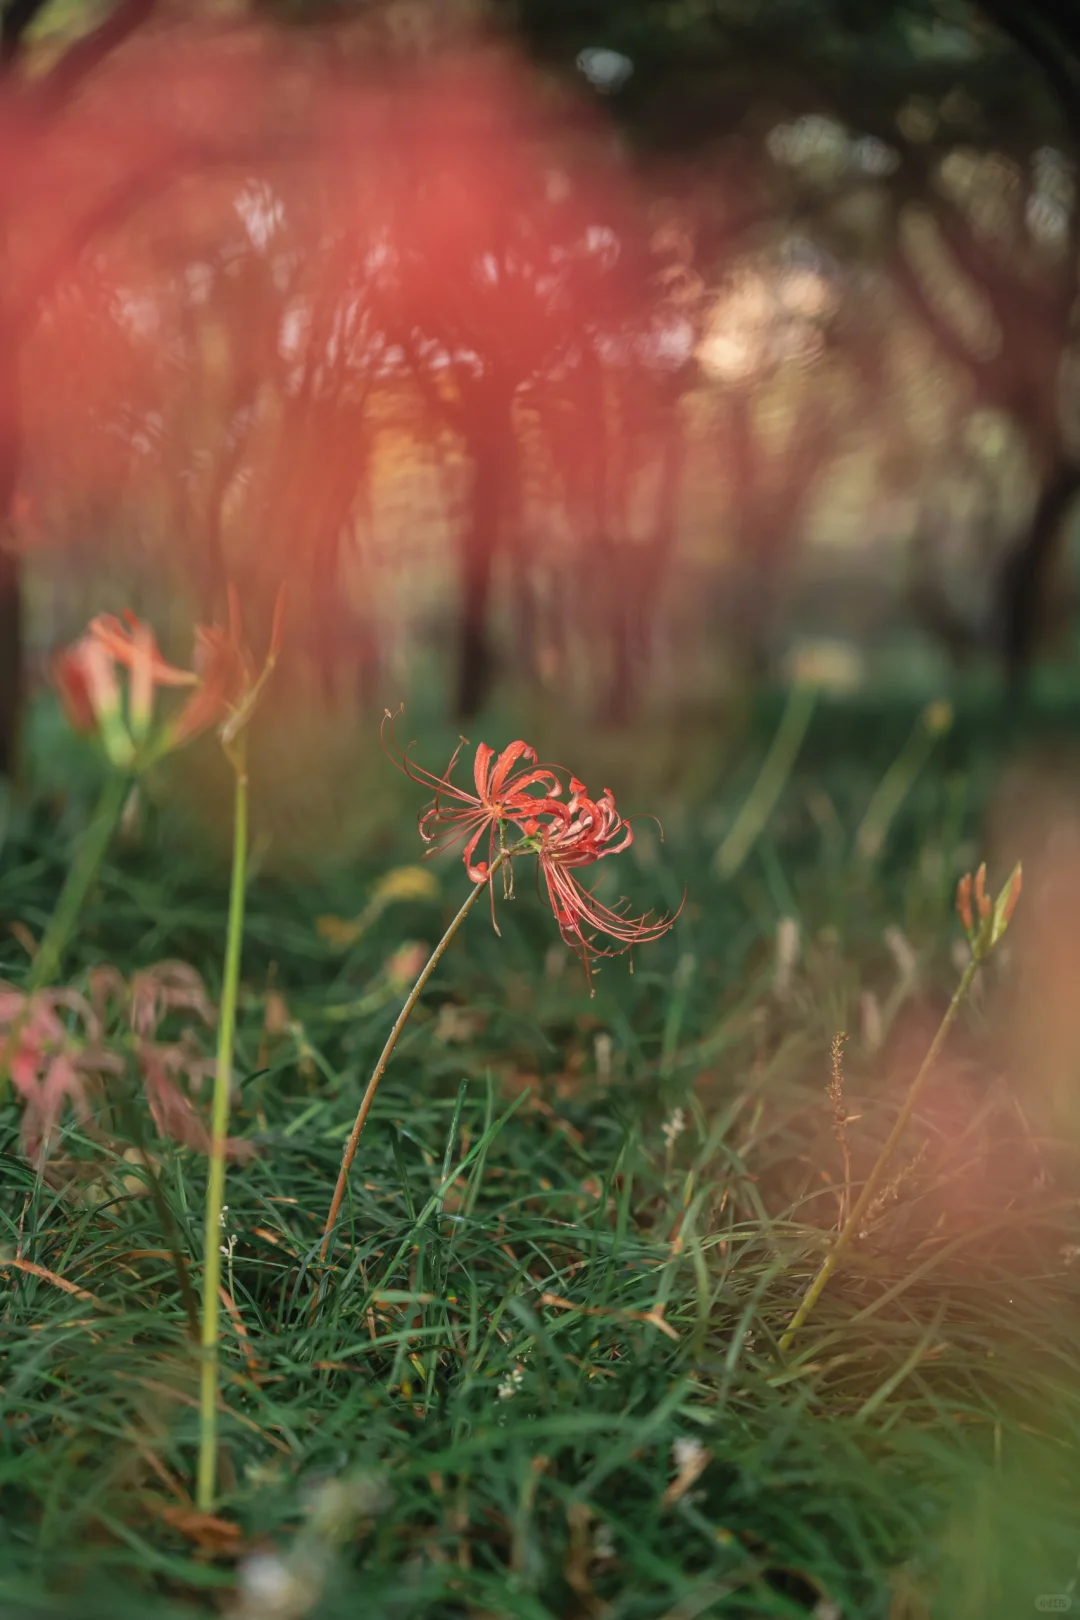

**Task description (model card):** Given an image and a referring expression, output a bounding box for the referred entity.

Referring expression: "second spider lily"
[53,589,285,774]
[54,613,200,769]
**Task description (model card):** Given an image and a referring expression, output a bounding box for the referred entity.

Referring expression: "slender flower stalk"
[28,768,131,997]
[321,723,681,1268]
[2,601,261,1121]
[193,585,283,1513]
[196,733,250,1513]
[319,848,510,1263]
[779,860,1022,1354]
[0,769,130,1107]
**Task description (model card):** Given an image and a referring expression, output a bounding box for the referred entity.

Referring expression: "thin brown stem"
[319,850,508,1264]
[780,948,982,1355]
[828,1032,851,1231]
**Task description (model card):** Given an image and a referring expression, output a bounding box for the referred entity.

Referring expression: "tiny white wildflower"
[661,1107,686,1150]
[235,1550,311,1618]
[672,1436,707,1472]
[593,1522,616,1561]
[497,1365,525,1400]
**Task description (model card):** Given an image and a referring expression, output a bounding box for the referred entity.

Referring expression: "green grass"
[2,692,1080,1618]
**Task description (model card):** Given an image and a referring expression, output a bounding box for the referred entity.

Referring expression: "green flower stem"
[779,946,982,1355]
[29,769,131,993]
[319,849,509,1265]
[0,768,130,1104]
[196,735,249,1514]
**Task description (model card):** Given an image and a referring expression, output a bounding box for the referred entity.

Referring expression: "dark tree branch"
[976,0,1080,143]
[1,0,50,64]
[1000,458,1080,682]
[35,0,156,110]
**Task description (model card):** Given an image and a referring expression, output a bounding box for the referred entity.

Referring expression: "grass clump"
[1,687,1080,1618]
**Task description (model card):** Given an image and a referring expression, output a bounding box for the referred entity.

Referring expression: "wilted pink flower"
[95,961,255,1163]
[4,963,254,1168]
[0,984,121,1166]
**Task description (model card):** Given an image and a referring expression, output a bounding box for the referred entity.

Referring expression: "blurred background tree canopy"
[3,0,1080,799]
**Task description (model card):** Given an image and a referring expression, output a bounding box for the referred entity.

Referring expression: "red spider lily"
[53,638,111,735]
[54,617,193,765]
[89,612,200,739]
[53,589,284,764]
[54,611,199,766]
[88,613,196,691]
[531,778,681,987]
[382,708,567,888]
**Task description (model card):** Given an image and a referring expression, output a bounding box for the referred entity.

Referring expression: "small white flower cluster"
[231,1473,392,1619]
[593,1521,616,1562]
[661,1107,686,1151]
[219,1206,238,1256]
[672,1436,707,1473]
[219,1204,238,1291]
[497,1364,526,1401]
[234,1552,314,1620]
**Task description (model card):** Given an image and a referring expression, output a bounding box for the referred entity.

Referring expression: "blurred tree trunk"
[1000,458,1080,686]
[0,2,38,781]
[0,0,157,779]
[456,375,518,718]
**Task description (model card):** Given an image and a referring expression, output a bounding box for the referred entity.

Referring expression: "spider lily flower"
[54,589,284,768]
[382,709,567,888]
[387,727,680,982]
[530,778,681,987]
[54,613,197,768]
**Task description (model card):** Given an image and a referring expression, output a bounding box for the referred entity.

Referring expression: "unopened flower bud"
[956,872,973,934]
[990,861,1023,946]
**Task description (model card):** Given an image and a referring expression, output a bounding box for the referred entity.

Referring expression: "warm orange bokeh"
[7,15,672,713]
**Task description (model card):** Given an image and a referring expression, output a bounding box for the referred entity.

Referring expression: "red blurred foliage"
[3,9,675,716]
